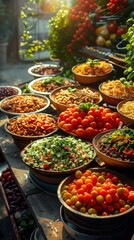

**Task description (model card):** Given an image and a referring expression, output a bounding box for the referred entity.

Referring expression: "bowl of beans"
[58,168,134,233]
[28,76,76,96]
[20,135,96,184]
[50,85,102,112]
[99,80,134,106]
[28,64,63,78]
[0,86,22,100]
[117,99,134,125]
[0,94,50,117]
[72,61,113,85]
[4,113,59,149]
[92,128,134,168]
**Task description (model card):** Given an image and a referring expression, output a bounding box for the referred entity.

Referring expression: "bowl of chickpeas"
[0,93,50,117]
[4,113,59,149]
[117,99,134,125]
[58,168,134,233]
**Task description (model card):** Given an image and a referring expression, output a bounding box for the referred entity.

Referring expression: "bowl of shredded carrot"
[72,61,113,85]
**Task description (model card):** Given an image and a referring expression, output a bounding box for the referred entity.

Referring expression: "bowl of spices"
[0,86,22,101]
[20,135,96,184]
[28,64,63,78]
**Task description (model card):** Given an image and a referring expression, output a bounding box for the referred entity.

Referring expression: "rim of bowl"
[28,76,75,96]
[57,167,134,220]
[72,63,113,77]
[4,113,58,138]
[92,129,134,165]
[117,98,134,121]
[99,82,126,100]
[50,85,102,107]
[0,93,50,115]
[28,64,63,77]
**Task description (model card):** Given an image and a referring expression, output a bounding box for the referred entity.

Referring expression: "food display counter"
[0,106,134,240]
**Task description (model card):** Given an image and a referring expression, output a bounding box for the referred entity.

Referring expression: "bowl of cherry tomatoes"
[58,168,134,232]
[92,127,134,168]
[58,103,122,140]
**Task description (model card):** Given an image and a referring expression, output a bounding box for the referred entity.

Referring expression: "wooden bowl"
[72,62,113,85]
[58,168,134,228]
[99,83,125,106]
[20,136,96,184]
[50,85,102,112]
[92,129,134,168]
[0,93,50,117]
[28,64,63,78]
[117,99,134,125]
[4,113,58,149]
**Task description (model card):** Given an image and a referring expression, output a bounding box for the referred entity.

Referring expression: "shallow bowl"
[0,85,22,101]
[28,64,63,78]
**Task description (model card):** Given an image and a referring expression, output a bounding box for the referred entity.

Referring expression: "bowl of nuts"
[0,86,22,101]
[0,94,50,117]
[5,113,59,149]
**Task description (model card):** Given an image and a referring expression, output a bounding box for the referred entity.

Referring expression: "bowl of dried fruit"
[28,76,76,96]
[72,59,113,85]
[0,86,22,101]
[28,64,63,78]
[58,167,134,233]
[20,135,96,184]
[50,85,102,112]
[0,94,50,117]
[92,127,134,168]
[4,113,59,149]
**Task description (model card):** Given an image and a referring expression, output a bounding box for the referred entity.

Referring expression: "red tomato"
[87,115,95,122]
[108,21,118,33]
[104,122,113,130]
[89,121,97,129]
[81,118,89,128]
[64,123,73,132]
[85,127,95,138]
[75,128,85,137]
[116,27,126,36]
[71,118,79,127]
[73,111,80,118]
[79,111,86,118]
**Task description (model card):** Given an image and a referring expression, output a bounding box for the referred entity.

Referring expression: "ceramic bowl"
[50,85,102,112]
[92,129,134,168]
[0,94,50,117]
[28,76,75,96]
[28,64,63,78]
[117,99,134,125]
[0,85,22,101]
[72,62,113,85]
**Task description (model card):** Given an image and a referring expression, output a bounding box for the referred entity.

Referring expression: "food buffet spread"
[0,58,134,240]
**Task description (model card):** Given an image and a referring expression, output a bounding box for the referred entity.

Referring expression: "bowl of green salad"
[21,135,96,184]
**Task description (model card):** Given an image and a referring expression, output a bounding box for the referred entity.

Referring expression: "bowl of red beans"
[92,127,134,168]
[4,113,59,149]
[0,86,22,101]
[28,64,63,78]
[0,94,50,117]
[58,168,134,234]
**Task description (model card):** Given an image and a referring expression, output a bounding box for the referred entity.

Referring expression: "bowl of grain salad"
[49,85,102,112]
[0,94,50,117]
[4,113,59,149]
[117,99,134,125]
[28,76,76,96]
[20,135,96,184]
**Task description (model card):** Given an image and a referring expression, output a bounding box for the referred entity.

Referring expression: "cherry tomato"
[81,118,89,128]
[108,21,118,33]
[85,127,95,138]
[75,128,85,137]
